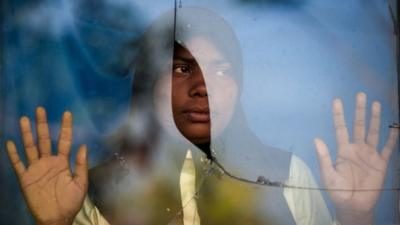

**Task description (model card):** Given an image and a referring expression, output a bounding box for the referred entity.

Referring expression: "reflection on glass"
[89,5,400,225]
[2,2,399,225]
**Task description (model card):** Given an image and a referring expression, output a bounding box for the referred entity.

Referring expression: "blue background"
[0,0,398,224]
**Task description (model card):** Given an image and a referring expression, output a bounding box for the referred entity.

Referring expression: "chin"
[191,137,211,145]
[180,126,210,145]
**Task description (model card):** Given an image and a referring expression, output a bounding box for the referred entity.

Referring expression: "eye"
[173,64,192,75]
[216,70,226,77]
[215,64,231,77]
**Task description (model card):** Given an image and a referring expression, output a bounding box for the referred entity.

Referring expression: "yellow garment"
[73,154,336,225]
[180,150,201,225]
[72,149,200,225]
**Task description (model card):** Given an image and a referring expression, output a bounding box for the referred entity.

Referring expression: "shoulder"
[284,155,333,225]
[288,155,314,183]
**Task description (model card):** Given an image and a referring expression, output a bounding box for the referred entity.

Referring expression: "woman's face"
[154,37,238,145]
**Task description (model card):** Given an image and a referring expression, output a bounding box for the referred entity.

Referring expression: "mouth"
[182,107,210,123]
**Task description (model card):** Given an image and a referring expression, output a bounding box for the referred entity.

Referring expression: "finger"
[314,138,336,174]
[20,116,39,164]
[36,107,52,157]
[366,101,381,148]
[381,128,399,161]
[74,145,88,192]
[332,99,350,147]
[6,141,26,179]
[353,92,366,143]
[57,111,73,158]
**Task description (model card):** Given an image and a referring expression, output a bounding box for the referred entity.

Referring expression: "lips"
[182,107,210,122]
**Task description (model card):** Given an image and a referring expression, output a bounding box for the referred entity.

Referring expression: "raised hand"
[6,107,88,225]
[314,92,398,225]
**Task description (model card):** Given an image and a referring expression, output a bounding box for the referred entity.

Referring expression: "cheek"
[217,81,237,117]
[154,76,173,127]
[209,77,238,110]
[171,81,185,110]
[207,78,238,135]
[154,75,190,140]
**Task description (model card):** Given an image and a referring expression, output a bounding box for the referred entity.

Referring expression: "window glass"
[1,1,398,225]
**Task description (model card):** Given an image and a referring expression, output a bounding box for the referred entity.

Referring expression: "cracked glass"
[1,1,399,225]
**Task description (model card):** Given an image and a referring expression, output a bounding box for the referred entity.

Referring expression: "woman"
[6,7,398,225]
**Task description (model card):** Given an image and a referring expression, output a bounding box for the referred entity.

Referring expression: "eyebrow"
[209,60,230,66]
[174,56,229,66]
[173,55,198,64]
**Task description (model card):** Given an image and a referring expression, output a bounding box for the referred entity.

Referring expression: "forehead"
[174,43,196,61]
[176,37,225,64]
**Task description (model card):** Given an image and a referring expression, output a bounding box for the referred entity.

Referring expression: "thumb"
[74,145,88,192]
[314,138,335,176]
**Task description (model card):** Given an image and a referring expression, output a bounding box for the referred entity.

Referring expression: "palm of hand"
[325,143,386,211]
[315,93,398,213]
[6,108,88,225]
[21,156,86,224]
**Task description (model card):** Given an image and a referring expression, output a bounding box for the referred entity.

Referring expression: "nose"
[189,69,208,98]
